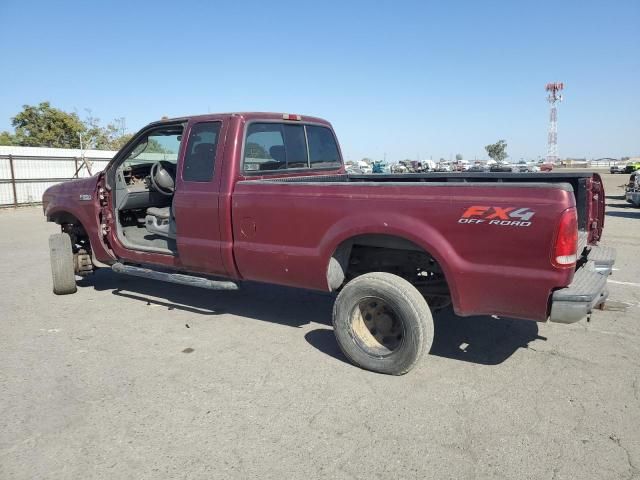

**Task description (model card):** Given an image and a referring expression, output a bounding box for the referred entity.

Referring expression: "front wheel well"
[47,211,90,254]
[327,234,451,308]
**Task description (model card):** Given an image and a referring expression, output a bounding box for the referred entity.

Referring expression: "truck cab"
[43,113,344,278]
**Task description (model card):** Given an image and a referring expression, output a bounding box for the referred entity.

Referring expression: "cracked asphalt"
[1,173,639,479]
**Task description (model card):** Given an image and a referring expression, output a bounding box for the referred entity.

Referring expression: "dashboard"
[116,162,171,210]
[121,163,153,187]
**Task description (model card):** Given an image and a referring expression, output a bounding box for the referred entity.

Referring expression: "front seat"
[269,145,285,162]
[145,203,176,238]
[184,143,216,180]
[144,142,216,239]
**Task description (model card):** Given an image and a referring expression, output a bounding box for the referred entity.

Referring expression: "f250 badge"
[458,206,535,227]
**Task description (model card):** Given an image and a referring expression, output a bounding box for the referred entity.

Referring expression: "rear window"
[243,122,341,172]
[307,125,340,167]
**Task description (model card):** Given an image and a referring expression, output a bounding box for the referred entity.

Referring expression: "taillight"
[552,207,578,268]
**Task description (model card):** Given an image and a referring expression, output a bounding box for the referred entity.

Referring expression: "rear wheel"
[49,233,77,295]
[332,272,433,375]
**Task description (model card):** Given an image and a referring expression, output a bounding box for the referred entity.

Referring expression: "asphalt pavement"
[1,172,639,479]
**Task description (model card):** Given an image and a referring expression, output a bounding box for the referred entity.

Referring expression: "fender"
[318,211,463,314]
[43,175,116,264]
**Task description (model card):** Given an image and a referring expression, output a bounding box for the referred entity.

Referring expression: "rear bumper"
[549,245,616,324]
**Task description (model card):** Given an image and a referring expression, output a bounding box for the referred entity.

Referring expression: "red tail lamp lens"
[552,207,578,268]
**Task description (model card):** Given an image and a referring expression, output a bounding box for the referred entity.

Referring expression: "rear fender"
[320,212,463,312]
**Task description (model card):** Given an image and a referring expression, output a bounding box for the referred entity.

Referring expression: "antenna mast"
[545,82,564,164]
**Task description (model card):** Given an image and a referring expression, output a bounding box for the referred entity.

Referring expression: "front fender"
[43,176,115,263]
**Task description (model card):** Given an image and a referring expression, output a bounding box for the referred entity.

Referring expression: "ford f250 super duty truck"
[42,112,615,374]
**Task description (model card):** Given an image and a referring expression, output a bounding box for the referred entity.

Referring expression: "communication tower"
[545,82,564,164]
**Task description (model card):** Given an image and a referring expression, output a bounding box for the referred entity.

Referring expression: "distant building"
[563,158,588,167]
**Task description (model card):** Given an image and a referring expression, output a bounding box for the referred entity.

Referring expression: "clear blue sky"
[0,0,638,161]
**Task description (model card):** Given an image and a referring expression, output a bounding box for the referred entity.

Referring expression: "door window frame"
[105,121,187,190]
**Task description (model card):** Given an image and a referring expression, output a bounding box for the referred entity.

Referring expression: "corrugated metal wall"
[0,146,116,206]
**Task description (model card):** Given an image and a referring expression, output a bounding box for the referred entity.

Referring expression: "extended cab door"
[173,120,228,276]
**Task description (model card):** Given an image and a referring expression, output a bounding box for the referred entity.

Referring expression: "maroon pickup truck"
[43,112,615,374]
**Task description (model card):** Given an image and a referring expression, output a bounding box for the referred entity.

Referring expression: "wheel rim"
[349,296,405,357]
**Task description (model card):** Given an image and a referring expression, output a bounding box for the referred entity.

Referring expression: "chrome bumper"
[549,246,616,324]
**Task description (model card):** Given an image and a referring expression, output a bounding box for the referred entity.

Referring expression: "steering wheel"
[149,161,175,196]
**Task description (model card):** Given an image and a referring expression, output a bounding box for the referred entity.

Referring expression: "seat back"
[184,142,216,180]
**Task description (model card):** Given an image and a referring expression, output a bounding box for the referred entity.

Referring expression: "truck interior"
[110,124,184,255]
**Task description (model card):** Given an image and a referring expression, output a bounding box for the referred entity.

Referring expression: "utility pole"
[116,117,126,137]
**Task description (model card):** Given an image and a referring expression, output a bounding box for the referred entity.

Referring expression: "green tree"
[245,142,269,158]
[485,140,508,163]
[0,102,133,150]
[10,102,85,148]
[109,132,134,150]
[455,153,463,161]
[83,111,132,150]
[0,131,15,145]
[146,138,172,153]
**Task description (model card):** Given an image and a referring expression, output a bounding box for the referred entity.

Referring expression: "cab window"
[243,122,341,173]
[307,125,340,168]
[182,122,221,182]
[244,123,306,171]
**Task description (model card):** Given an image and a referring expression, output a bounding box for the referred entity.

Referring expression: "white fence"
[0,146,116,206]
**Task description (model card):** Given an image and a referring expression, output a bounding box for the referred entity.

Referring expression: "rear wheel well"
[328,235,451,309]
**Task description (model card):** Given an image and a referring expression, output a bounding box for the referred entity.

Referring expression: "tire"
[49,233,77,295]
[332,272,433,375]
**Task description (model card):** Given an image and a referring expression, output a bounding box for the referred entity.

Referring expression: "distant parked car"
[390,163,408,173]
[372,161,387,173]
[490,163,513,172]
[434,163,452,172]
[610,164,625,174]
[626,172,640,207]
[540,163,554,172]
[624,162,640,174]
[468,164,488,172]
[454,161,470,171]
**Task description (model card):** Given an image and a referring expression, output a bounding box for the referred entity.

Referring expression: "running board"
[111,263,239,291]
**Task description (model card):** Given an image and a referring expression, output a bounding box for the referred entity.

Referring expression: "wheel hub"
[351,297,403,354]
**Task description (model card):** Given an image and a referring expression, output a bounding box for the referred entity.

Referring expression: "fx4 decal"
[458,206,535,227]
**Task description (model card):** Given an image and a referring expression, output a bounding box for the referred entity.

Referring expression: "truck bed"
[231,170,606,321]
[257,171,594,184]
[248,171,604,242]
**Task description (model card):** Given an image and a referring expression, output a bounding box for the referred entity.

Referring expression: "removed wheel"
[49,233,77,295]
[332,272,433,375]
